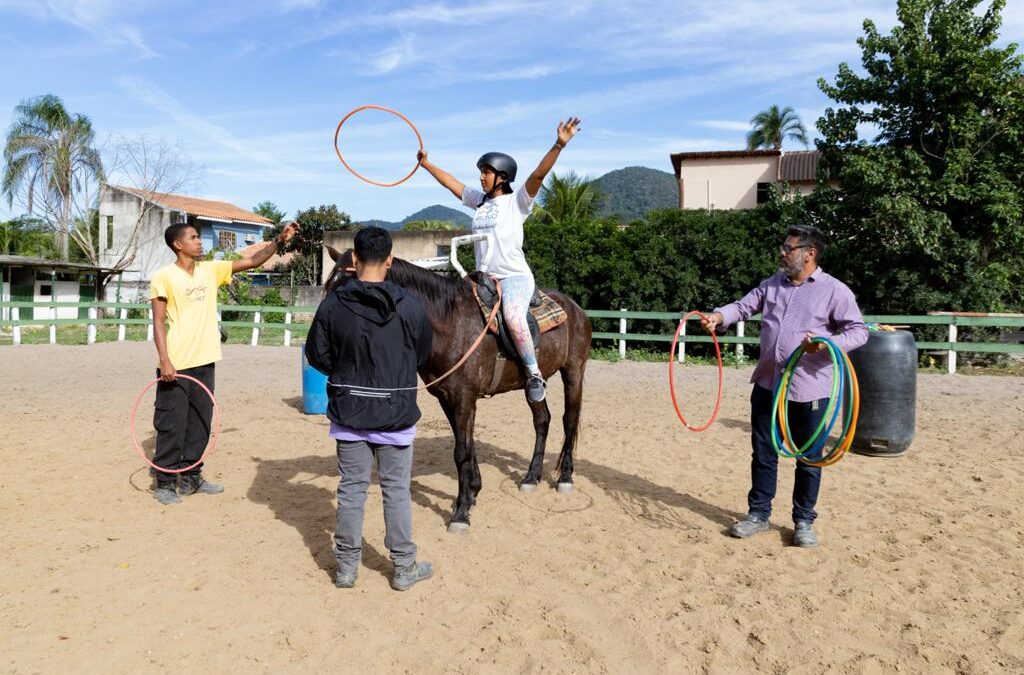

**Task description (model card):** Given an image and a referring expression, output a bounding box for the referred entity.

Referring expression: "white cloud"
[697,120,751,132]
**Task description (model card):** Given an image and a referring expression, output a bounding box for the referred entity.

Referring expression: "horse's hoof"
[556,482,574,494]
[447,521,470,535]
[519,481,539,493]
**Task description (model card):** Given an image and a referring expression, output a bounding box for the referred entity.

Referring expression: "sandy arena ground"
[1,342,1023,674]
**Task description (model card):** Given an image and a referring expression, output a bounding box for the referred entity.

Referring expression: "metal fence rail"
[2,301,1022,374]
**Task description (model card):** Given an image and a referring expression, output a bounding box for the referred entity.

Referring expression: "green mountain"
[356,205,472,231]
[593,166,678,222]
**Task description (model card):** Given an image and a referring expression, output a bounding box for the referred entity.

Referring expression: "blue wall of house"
[198,222,268,253]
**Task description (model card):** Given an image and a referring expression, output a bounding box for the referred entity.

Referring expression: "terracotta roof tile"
[779,151,820,182]
[108,185,273,226]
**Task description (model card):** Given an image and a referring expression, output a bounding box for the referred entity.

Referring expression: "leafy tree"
[815,0,1024,313]
[255,201,286,237]
[404,219,460,231]
[0,216,58,257]
[531,172,604,224]
[282,204,353,285]
[2,94,104,259]
[746,105,809,150]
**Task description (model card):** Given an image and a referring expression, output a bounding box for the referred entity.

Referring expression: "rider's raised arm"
[417,149,465,201]
[524,117,581,198]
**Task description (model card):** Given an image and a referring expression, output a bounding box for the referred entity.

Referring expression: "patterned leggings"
[499,274,539,372]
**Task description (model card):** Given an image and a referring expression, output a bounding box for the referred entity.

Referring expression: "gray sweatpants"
[334,440,416,573]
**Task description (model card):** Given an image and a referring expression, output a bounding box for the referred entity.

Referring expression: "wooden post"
[251,311,261,346]
[677,319,686,363]
[118,308,127,342]
[147,309,154,341]
[948,323,957,375]
[49,304,57,344]
[87,307,96,344]
[736,321,745,359]
[619,309,627,359]
[284,312,292,347]
[12,307,20,345]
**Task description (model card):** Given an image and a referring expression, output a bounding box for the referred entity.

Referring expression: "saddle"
[468,272,568,361]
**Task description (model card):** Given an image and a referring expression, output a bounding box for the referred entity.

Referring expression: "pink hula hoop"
[129,374,221,474]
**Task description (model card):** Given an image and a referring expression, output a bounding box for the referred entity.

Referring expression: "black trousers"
[151,363,215,484]
[748,384,828,524]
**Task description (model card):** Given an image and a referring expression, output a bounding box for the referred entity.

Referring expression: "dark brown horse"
[325,247,591,533]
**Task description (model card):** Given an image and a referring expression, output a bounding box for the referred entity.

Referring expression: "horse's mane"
[386,257,464,319]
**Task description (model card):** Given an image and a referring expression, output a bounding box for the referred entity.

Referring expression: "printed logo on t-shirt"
[474,202,499,231]
[184,283,208,303]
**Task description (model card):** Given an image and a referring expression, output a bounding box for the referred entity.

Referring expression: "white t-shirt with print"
[461,185,535,279]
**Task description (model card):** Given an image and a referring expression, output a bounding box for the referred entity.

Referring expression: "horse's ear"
[327,245,342,262]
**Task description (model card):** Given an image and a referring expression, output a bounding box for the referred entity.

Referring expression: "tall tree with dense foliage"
[814,0,1023,313]
[255,201,286,231]
[286,204,353,285]
[2,95,104,259]
[746,105,809,150]
[531,172,603,224]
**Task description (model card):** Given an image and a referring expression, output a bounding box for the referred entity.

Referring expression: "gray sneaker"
[390,561,433,591]
[154,485,182,505]
[334,569,358,589]
[793,521,818,548]
[729,514,770,538]
[526,376,546,403]
[179,474,224,496]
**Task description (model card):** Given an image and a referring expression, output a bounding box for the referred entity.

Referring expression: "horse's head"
[324,245,357,297]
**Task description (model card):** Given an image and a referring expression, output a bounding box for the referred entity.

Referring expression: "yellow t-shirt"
[149,260,234,370]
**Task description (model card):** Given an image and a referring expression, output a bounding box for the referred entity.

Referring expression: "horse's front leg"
[441,394,477,534]
[519,397,551,492]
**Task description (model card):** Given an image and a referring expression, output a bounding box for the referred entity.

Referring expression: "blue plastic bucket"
[301,346,328,415]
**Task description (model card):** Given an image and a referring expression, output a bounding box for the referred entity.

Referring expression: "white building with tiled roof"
[97,184,274,294]
[669,149,833,210]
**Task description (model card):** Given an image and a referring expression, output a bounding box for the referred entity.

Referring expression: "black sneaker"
[179,474,224,496]
[390,561,433,591]
[154,485,182,505]
[526,376,546,403]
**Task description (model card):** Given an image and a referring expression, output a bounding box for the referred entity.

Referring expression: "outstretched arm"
[232,221,298,273]
[417,150,465,201]
[524,117,581,198]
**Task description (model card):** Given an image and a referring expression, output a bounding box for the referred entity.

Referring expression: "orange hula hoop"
[129,374,221,474]
[334,105,424,188]
[668,311,724,432]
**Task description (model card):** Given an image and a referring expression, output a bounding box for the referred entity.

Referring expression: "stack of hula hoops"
[771,337,860,467]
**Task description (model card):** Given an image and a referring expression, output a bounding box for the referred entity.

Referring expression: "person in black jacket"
[305,226,434,591]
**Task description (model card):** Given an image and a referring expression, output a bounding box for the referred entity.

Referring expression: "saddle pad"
[471,283,568,334]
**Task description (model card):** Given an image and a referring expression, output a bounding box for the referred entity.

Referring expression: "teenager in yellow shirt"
[149,220,297,505]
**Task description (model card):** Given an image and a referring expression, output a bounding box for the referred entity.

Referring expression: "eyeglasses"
[778,243,810,254]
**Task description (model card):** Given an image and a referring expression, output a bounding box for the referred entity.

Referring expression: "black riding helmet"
[476,152,517,182]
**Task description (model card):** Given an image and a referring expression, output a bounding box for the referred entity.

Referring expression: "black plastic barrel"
[847,330,917,456]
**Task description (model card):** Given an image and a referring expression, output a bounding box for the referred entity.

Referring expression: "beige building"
[669,149,825,210]
[321,229,469,283]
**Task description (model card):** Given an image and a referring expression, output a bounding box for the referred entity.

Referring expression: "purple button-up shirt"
[714,267,868,402]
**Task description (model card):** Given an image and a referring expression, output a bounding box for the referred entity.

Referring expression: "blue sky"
[1,0,1021,224]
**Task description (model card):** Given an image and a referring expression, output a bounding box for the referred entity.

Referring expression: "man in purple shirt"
[702,225,867,548]
[305,227,434,590]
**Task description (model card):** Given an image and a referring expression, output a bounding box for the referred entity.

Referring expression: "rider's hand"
[417,149,428,165]
[556,117,581,147]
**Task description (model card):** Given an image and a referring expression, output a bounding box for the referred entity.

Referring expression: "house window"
[39,284,52,296]
[106,216,114,250]
[756,182,772,205]
[218,230,237,250]
[436,245,451,257]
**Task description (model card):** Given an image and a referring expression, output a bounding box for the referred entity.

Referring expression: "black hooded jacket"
[305,279,432,432]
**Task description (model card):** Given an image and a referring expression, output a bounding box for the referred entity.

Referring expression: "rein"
[327,280,502,392]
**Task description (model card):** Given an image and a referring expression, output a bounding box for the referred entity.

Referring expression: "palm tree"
[2,94,104,259]
[746,105,809,151]
[532,171,603,224]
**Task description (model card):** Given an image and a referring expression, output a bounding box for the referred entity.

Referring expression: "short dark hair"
[164,223,194,251]
[354,226,392,263]
[786,224,827,257]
